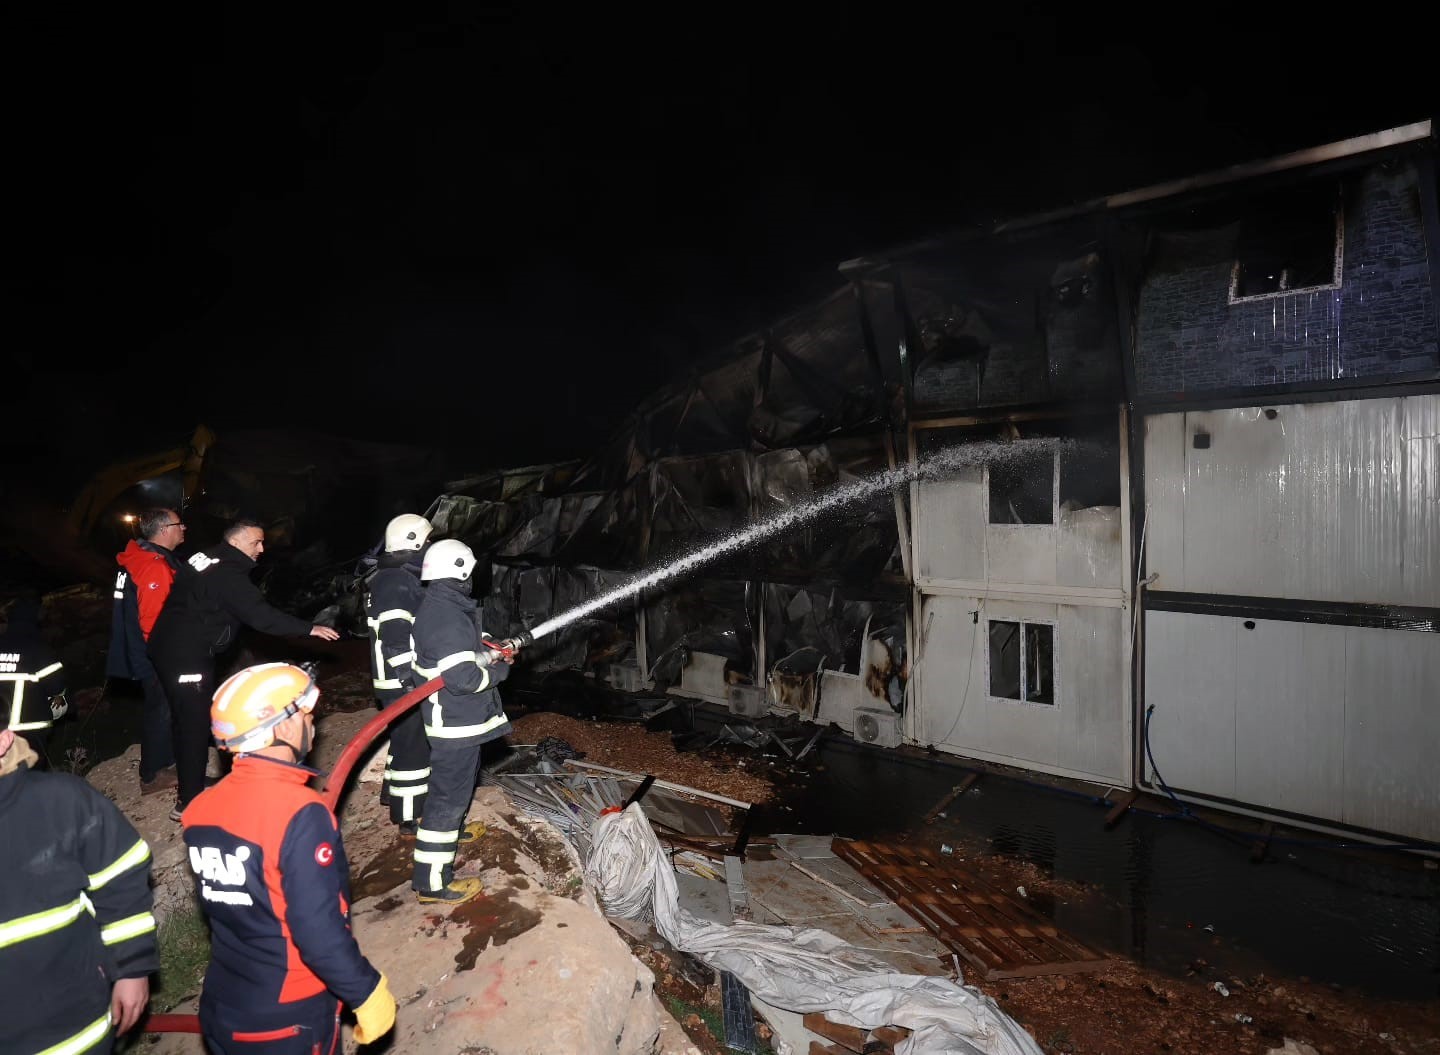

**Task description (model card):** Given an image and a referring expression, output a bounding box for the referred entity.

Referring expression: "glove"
[353,974,396,1045]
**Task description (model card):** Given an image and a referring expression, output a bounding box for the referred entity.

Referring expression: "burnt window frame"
[986,617,1057,707]
[1227,193,1344,304]
[986,448,1059,526]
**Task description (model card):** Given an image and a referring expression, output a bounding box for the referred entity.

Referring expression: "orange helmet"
[211,662,320,753]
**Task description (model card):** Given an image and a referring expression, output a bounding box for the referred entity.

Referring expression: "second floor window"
[1229,183,1343,302]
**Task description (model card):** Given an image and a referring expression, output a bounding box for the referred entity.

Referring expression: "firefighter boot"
[456,821,486,845]
[416,876,483,906]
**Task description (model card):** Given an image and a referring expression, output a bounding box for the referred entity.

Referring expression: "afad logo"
[314,843,335,867]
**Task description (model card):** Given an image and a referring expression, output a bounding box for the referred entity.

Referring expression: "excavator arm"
[66,425,217,538]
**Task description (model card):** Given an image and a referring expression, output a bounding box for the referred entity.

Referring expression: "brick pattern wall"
[1137,162,1438,394]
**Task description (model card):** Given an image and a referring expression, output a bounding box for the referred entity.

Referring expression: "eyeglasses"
[164,522,186,529]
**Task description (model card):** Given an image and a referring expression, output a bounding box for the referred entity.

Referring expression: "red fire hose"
[140,678,443,1035]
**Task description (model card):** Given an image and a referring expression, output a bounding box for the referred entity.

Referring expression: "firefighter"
[409,539,513,905]
[149,518,341,820]
[183,662,395,1054]
[107,507,187,794]
[0,702,157,1054]
[364,513,432,832]
[0,594,67,760]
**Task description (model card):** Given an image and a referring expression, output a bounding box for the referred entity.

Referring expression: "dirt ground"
[489,711,1440,1055]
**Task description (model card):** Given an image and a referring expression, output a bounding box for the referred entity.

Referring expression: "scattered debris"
[1213,981,1230,997]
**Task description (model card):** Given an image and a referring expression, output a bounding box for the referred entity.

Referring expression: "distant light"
[122,514,138,524]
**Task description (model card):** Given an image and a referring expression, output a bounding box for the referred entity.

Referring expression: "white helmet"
[384,514,433,553]
[421,539,476,582]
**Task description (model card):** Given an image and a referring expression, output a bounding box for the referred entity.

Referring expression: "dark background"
[6,6,1434,492]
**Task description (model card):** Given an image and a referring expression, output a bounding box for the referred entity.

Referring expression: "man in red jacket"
[107,507,187,794]
[183,662,395,1053]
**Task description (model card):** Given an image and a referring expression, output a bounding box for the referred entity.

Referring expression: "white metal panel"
[916,594,1127,784]
[986,525,1058,585]
[1404,397,1440,587]
[1143,611,1236,797]
[1143,396,1439,606]
[1341,627,1440,841]
[913,466,985,581]
[1058,604,1126,781]
[1057,506,1123,588]
[1141,414,1187,591]
[1232,619,1346,819]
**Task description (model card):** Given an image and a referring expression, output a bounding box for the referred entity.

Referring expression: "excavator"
[65,424,217,539]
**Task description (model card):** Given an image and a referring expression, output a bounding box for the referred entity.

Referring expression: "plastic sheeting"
[586,805,1044,1055]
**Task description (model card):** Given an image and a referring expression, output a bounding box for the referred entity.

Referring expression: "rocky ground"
[50,616,1440,1055]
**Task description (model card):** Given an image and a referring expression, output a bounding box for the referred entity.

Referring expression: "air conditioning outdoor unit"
[606,661,646,693]
[852,707,902,749]
[727,684,768,719]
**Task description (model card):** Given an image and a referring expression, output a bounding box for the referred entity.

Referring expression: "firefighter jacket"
[150,542,313,664]
[363,552,424,702]
[0,736,158,1055]
[182,755,381,1012]
[410,578,511,746]
[0,599,67,735]
[106,540,182,682]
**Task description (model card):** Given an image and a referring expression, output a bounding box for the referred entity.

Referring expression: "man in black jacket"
[364,513,432,832]
[149,519,340,819]
[409,539,512,905]
[0,705,158,1054]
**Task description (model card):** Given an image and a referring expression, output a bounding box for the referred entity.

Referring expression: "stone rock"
[1267,1040,1320,1055]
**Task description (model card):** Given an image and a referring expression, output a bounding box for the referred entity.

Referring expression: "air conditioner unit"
[852,707,902,749]
[727,684,768,719]
[606,661,646,693]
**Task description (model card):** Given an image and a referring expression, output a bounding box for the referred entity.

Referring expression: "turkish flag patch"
[314,843,334,867]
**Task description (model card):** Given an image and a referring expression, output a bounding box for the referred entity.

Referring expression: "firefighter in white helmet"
[408,539,513,904]
[363,513,432,833]
[182,663,396,1052]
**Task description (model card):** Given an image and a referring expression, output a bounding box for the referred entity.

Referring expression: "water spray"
[498,437,1068,655]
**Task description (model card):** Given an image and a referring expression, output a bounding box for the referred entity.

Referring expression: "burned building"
[436,121,1439,847]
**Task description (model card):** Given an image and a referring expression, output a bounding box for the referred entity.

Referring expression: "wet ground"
[722,718,1440,1002]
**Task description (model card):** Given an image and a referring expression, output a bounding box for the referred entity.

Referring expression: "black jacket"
[364,552,425,704]
[150,542,313,663]
[410,578,511,745]
[0,600,67,734]
[0,753,158,1053]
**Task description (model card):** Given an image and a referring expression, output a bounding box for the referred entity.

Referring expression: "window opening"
[988,618,1055,705]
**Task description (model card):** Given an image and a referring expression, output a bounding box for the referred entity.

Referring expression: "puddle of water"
[758,732,1440,999]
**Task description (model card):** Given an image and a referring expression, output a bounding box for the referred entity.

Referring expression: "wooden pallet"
[831,839,1114,981]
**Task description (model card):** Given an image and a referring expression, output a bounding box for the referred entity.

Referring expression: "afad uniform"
[182,756,380,1054]
[362,550,429,825]
[408,576,510,895]
[0,598,67,746]
[0,754,157,1055]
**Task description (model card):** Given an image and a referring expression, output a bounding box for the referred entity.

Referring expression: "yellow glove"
[353,974,397,1045]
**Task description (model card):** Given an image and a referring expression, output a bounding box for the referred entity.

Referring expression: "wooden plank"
[832,838,1114,981]
[808,1044,851,1055]
[923,772,979,823]
[869,1025,912,1045]
[1250,821,1274,863]
[802,1013,867,1052]
[1103,788,1140,828]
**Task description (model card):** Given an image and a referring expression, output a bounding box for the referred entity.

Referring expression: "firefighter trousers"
[377,699,430,826]
[411,737,480,893]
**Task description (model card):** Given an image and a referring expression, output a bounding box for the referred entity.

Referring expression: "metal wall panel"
[1232,619,1346,820]
[1142,395,1439,606]
[1145,609,1440,842]
[1143,610,1237,796]
[1340,627,1440,841]
[913,467,985,581]
[917,594,1127,784]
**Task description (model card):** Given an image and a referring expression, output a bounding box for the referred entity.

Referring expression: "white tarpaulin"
[585,804,1044,1055]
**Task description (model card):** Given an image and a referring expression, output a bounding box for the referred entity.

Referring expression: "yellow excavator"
[66,424,217,539]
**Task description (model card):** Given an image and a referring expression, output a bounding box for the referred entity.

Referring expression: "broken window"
[1230,184,1342,301]
[988,619,1055,705]
[1058,433,1121,510]
[988,447,1055,524]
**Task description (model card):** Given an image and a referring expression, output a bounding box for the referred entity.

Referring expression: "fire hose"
[140,631,532,1034]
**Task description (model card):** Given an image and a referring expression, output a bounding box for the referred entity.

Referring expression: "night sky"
[8,8,1432,492]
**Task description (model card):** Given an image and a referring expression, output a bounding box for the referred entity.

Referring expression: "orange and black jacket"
[181,755,380,1012]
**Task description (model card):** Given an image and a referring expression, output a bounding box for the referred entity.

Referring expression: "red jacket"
[182,756,379,1011]
[117,539,177,638]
